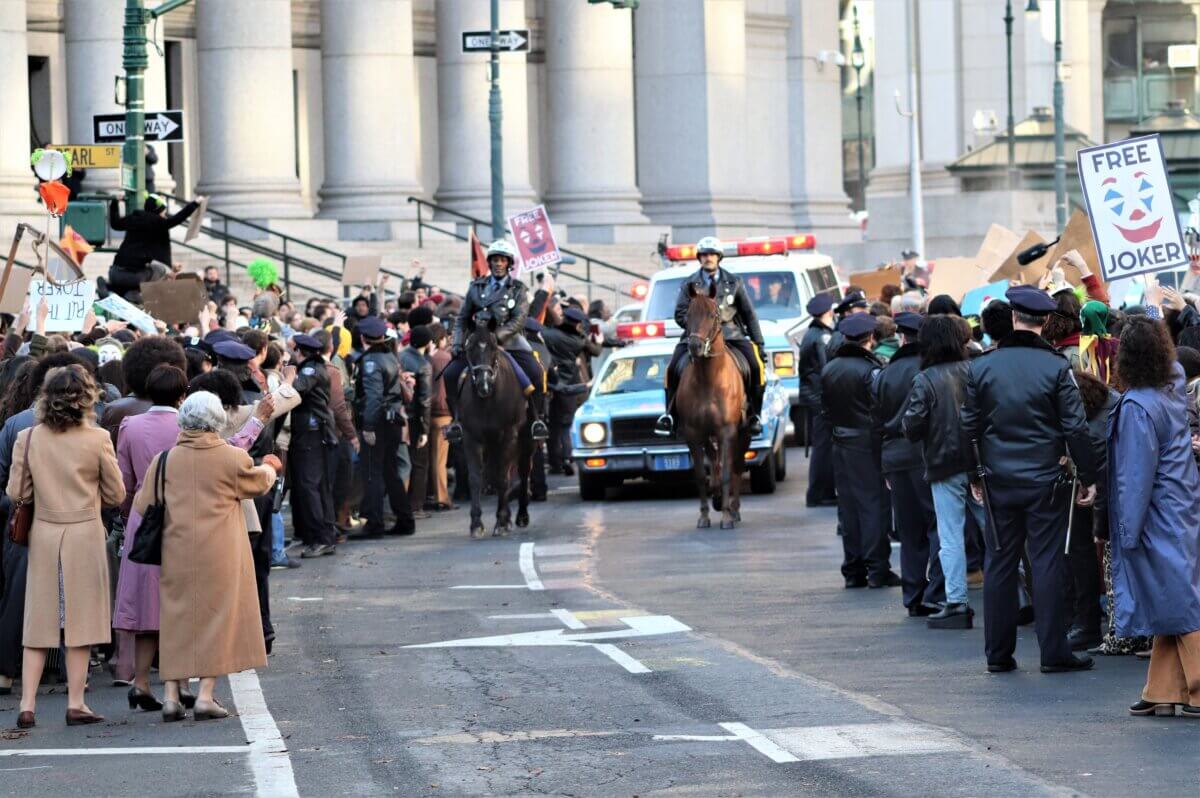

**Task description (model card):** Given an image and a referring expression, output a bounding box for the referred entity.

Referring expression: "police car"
[630,234,842,439]
[569,338,789,501]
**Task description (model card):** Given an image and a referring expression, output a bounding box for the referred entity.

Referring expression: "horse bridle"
[688,304,722,358]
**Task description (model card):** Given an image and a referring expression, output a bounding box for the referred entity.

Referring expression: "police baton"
[971,439,1002,553]
[1063,476,1078,556]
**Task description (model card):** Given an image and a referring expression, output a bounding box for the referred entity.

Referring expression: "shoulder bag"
[7,427,34,546]
[128,449,169,565]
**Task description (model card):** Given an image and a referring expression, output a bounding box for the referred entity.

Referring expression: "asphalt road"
[2,450,1196,797]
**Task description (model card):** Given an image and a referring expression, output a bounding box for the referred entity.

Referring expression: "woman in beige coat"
[133,390,278,721]
[8,364,125,729]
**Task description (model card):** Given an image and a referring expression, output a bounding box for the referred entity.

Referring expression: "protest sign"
[184,196,208,243]
[341,255,382,286]
[1043,210,1102,286]
[0,264,34,314]
[989,230,1051,283]
[1077,134,1188,281]
[961,280,1010,317]
[507,205,562,275]
[141,275,209,323]
[926,257,992,303]
[94,293,158,334]
[847,265,901,301]
[28,279,95,332]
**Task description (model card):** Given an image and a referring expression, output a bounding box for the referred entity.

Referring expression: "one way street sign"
[93,110,185,144]
[461,29,530,53]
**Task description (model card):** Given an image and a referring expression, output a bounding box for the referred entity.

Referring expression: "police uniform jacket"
[870,343,924,474]
[542,324,602,387]
[356,344,407,439]
[290,354,337,443]
[819,343,882,444]
[453,275,532,353]
[961,330,1098,487]
[797,319,833,407]
[673,268,764,346]
[398,346,432,442]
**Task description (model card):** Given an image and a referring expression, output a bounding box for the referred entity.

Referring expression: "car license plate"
[653,453,690,471]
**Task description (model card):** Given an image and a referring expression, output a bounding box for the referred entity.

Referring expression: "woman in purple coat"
[113,365,268,711]
[1108,316,1200,718]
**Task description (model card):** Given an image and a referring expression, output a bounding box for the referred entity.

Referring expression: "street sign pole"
[489,0,504,242]
[122,0,148,207]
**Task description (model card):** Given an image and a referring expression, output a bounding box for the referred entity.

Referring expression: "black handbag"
[128,449,169,565]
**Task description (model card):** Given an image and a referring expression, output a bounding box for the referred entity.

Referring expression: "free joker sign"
[507,205,562,276]
[1077,134,1188,281]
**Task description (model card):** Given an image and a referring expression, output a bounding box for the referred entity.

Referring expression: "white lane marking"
[518,542,544,590]
[550,609,587,630]
[760,722,964,761]
[0,766,52,771]
[488,612,557,620]
[287,597,323,602]
[413,730,616,744]
[0,747,249,757]
[533,543,586,557]
[228,670,300,798]
[406,615,690,649]
[537,559,586,573]
[652,734,737,742]
[719,722,800,764]
[450,584,528,590]
[591,643,651,674]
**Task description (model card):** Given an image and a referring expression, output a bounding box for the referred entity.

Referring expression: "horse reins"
[688,304,722,358]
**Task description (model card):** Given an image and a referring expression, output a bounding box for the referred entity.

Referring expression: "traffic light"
[587,0,639,8]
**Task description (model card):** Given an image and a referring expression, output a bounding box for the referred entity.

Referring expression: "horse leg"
[707,438,723,512]
[688,438,711,528]
[515,432,533,529]
[719,427,737,529]
[492,437,513,537]
[730,428,750,523]
[465,437,486,539]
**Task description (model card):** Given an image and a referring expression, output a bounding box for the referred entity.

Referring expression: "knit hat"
[1080,300,1110,337]
[409,325,433,349]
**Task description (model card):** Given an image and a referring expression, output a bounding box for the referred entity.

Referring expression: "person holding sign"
[106,194,201,302]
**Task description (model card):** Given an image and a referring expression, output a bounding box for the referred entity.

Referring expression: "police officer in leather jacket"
[289,334,339,557]
[354,316,414,537]
[799,292,838,506]
[655,237,766,437]
[443,239,548,443]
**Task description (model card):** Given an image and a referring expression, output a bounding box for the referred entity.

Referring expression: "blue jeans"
[270,511,286,564]
[930,473,985,604]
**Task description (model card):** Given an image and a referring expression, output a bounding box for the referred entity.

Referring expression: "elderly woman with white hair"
[133,391,280,722]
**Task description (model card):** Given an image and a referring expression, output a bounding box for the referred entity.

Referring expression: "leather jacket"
[870,343,923,474]
[903,360,972,482]
[673,267,764,346]
[798,319,833,408]
[398,346,432,442]
[453,275,532,353]
[355,344,406,435]
[819,343,882,444]
[290,354,337,444]
[961,330,1098,487]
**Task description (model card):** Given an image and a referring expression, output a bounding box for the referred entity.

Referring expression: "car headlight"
[581,422,607,445]
[772,350,796,377]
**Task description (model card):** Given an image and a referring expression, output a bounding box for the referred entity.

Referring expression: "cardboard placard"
[975,224,1022,275]
[184,196,208,243]
[0,264,35,314]
[925,257,993,304]
[341,254,382,286]
[140,274,209,324]
[989,230,1051,283]
[847,265,902,301]
[1042,209,1102,287]
[27,279,96,332]
[94,293,158,334]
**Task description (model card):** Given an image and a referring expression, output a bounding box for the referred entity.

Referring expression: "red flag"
[469,227,488,279]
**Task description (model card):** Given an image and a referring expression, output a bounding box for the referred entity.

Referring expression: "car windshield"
[644,271,803,323]
[597,353,670,395]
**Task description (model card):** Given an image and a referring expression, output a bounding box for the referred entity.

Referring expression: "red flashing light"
[736,238,788,257]
[786,234,816,250]
[667,234,814,262]
[616,321,667,340]
[665,244,697,261]
[630,281,649,300]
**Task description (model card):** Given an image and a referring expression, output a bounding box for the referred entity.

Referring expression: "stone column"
[434,0,535,230]
[65,0,123,193]
[318,0,421,233]
[543,1,648,243]
[195,0,305,218]
[785,0,856,242]
[143,3,175,196]
[0,0,33,215]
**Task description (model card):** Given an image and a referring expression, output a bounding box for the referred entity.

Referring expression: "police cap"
[212,340,255,362]
[839,313,877,338]
[806,292,835,316]
[835,290,869,315]
[893,312,923,335]
[357,316,387,339]
[523,317,543,335]
[292,334,322,352]
[1005,285,1057,316]
[205,329,238,345]
[563,307,588,325]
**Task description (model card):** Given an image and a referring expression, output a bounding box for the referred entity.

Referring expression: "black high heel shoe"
[127,686,163,712]
[179,689,197,710]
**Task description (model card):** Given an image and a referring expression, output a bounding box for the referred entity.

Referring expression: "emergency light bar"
[615,321,667,340]
[664,234,816,262]
[629,281,649,300]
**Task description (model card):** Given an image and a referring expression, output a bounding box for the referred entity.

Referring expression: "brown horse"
[676,282,751,529]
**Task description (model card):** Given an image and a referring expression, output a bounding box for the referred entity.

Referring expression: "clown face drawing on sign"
[518,219,550,255]
[1102,169,1163,244]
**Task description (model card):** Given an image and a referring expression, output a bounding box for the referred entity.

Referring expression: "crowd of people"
[798,251,1200,717]
[0,248,610,729]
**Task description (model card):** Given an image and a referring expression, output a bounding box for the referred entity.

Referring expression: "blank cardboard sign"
[141,274,209,323]
[341,255,382,286]
[848,265,902,301]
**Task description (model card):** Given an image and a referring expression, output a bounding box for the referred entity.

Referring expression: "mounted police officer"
[655,236,766,437]
[443,239,549,444]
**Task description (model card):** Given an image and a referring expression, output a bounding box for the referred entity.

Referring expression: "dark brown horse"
[456,317,534,538]
[676,282,751,529]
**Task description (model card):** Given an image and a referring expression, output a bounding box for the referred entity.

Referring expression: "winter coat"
[1107,365,1200,637]
[871,343,923,474]
[109,199,199,272]
[673,267,764,346]
[819,344,882,444]
[903,360,973,483]
[797,319,833,408]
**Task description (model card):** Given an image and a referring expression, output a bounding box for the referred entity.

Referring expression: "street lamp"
[851,5,867,211]
[1023,0,1065,231]
[1004,1,1018,190]
[1024,0,1040,17]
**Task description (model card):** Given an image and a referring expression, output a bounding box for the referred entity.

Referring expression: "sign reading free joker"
[1077,134,1188,281]
[507,205,562,276]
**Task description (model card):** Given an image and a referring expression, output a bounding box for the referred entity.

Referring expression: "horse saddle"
[677,348,752,383]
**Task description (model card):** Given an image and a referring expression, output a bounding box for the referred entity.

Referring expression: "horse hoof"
[469,524,486,539]
[732,510,742,523]
[493,523,512,537]
[720,520,736,530]
[697,517,711,529]
[515,512,530,528]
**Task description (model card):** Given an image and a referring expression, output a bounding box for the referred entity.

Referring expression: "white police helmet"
[487,239,517,262]
[696,236,723,259]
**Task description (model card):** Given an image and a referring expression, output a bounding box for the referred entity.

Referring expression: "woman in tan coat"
[8,364,125,729]
[133,390,278,721]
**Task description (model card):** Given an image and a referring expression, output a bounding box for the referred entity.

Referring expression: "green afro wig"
[247,258,279,290]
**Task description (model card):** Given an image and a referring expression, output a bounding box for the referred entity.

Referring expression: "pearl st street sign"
[461,29,530,53]
[47,145,122,170]
[93,110,185,144]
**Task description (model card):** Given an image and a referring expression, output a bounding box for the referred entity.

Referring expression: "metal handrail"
[160,193,347,261]
[405,196,650,300]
